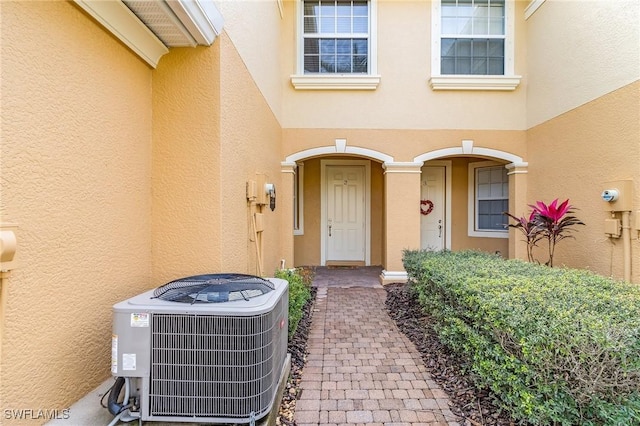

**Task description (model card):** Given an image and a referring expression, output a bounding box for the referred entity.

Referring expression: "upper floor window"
[303,0,369,74]
[291,0,380,90]
[441,0,505,75]
[430,0,521,90]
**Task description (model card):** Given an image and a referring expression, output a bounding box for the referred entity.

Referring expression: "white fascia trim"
[525,0,546,20]
[429,75,522,91]
[290,75,381,90]
[74,0,169,68]
[166,0,224,45]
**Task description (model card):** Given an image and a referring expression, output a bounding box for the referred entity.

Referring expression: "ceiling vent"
[107,274,289,424]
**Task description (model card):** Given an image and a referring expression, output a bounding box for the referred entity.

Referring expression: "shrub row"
[403,250,640,425]
[274,267,313,338]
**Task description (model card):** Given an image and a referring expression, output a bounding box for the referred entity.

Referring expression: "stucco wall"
[152,33,284,281]
[152,44,222,285]
[215,0,285,124]
[218,34,285,275]
[525,0,640,128]
[527,81,640,283]
[1,0,153,416]
[283,128,527,164]
[279,0,528,130]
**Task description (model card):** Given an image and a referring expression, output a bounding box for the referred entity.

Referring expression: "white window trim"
[524,0,546,20]
[429,0,521,91]
[294,164,305,235]
[468,161,509,238]
[290,0,381,90]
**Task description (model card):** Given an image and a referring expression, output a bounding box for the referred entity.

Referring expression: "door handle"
[438,219,442,238]
[329,224,332,237]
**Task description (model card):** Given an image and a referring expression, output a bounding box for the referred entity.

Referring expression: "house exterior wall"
[0,0,153,416]
[525,0,640,282]
[285,129,525,266]
[280,0,528,130]
[526,82,640,282]
[151,43,223,284]
[218,34,285,276]
[525,0,640,128]
[216,0,285,124]
[152,34,284,282]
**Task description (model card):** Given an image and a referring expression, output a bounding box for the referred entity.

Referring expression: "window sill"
[290,74,381,90]
[429,75,522,91]
[468,230,509,239]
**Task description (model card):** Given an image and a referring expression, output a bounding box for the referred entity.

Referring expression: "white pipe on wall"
[621,211,631,282]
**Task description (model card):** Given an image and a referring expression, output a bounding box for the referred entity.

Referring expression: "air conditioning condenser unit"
[107,273,289,424]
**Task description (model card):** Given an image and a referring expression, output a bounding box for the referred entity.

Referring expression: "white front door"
[326,165,365,262]
[421,166,445,251]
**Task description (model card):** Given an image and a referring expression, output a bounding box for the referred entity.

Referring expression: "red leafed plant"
[504,199,584,267]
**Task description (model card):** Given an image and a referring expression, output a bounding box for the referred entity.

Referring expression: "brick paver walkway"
[294,284,461,426]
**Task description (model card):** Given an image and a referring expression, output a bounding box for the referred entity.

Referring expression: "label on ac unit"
[111,334,118,374]
[130,312,149,327]
[122,353,136,371]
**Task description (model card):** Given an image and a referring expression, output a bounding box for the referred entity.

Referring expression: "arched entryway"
[281,139,528,284]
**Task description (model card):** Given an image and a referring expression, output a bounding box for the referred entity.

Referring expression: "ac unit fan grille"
[149,307,285,419]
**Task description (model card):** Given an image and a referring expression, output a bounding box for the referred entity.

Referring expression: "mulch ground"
[277,287,317,426]
[385,283,519,426]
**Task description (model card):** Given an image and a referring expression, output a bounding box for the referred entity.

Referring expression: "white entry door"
[326,165,365,262]
[421,166,445,251]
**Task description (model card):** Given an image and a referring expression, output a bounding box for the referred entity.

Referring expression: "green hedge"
[403,250,640,425]
[275,268,313,338]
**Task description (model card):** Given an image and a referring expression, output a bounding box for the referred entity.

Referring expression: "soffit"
[74,0,224,67]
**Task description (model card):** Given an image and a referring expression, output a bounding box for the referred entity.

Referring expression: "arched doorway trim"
[283,139,394,164]
[413,139,527,168]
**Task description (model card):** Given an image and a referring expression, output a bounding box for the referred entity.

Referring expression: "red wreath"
[420,199,434,216]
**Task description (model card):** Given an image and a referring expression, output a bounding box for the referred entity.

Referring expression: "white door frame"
[321,159,371,266]
[422,160,452,250]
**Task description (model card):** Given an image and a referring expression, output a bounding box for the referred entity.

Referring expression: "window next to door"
[468,161,508,238]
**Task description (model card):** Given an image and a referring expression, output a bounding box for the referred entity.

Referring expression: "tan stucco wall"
[527,81,640,283]
[216,0,285,124]
[1,0,153,416]
[152,43,222,284]
[152,33,284,282]
[526,0,640,128]
[283,128,527,164]
[279,0,528,130]
[218,33,284,276]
